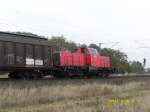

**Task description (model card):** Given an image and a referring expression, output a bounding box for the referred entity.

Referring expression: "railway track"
[0,75,150,85]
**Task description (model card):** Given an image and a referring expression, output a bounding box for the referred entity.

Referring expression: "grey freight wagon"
[0,31,54,79]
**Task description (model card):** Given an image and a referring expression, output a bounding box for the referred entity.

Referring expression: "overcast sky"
[0,0,150,67]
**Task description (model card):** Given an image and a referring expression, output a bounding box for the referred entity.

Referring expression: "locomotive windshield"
[88,48,99,55]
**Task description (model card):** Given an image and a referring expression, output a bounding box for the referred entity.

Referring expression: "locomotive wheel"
[85,73,93,78]
[104,74,109,78]
[96,74,103,78]
[23,71,43,79]
[8,72,17,79]
[53,69,66,78]
[9,71,42,80]
[8,72,23,79]
[29,72,42,79]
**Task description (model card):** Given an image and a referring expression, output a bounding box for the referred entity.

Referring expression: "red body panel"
[72,53,85,66]
[59,50,85,67]
[60,51,73,66]
[99,56,111,67]
[85,54,91,65]
[58,48,111,68]
[85,54,100,67]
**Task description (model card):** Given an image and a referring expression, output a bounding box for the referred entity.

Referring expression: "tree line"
[49,36,144,73]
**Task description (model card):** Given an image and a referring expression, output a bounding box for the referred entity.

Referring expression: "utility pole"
[134,40,149,72]
[99,43,103,54]
[98,42,119,54]
[143,58,146,66]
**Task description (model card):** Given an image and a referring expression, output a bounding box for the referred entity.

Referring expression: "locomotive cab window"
[87,48,98,55]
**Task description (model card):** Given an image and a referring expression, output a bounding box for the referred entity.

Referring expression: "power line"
[110,42,120,48]
[135,40,150,49]
[100,41,120,48]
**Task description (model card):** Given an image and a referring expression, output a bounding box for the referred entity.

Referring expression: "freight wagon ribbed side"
[0,31,54,79]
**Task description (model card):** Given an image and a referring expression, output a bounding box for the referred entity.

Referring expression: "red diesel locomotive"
[53,47,115,78]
